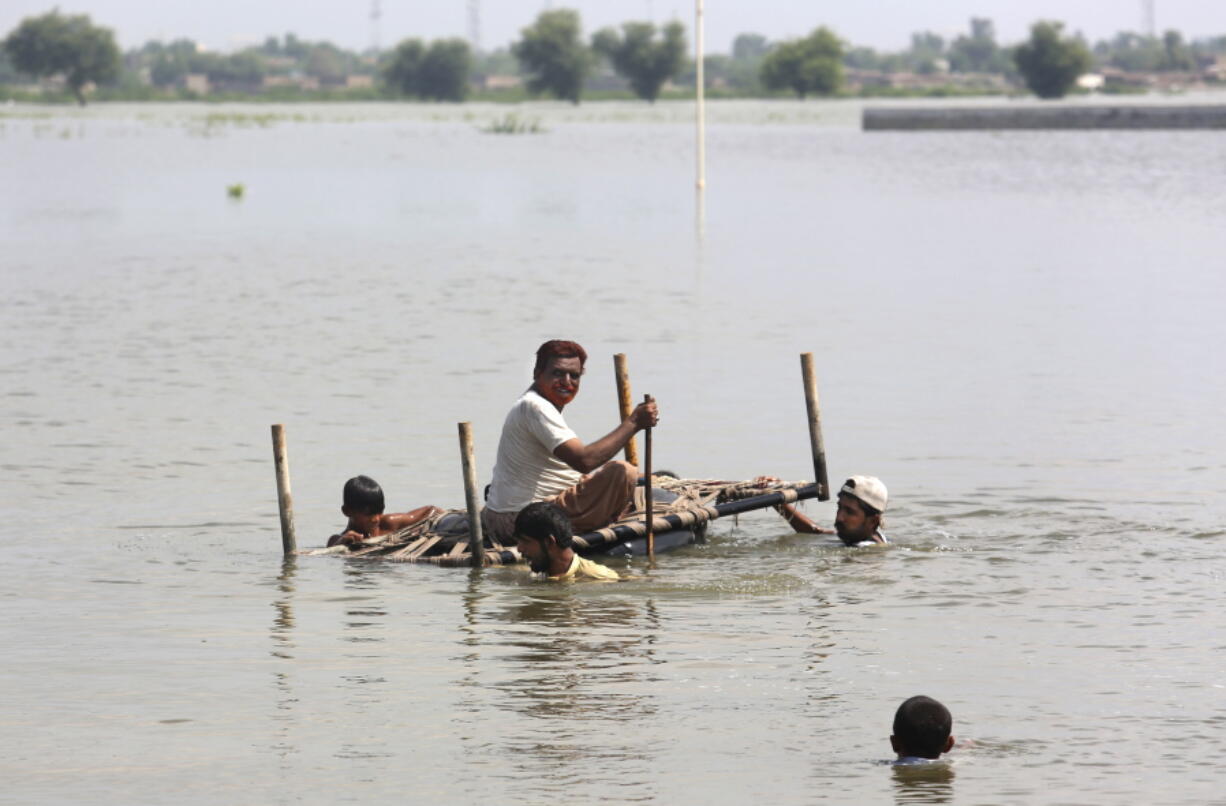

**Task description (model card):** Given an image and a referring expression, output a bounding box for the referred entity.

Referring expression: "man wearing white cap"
[777,475,889,546]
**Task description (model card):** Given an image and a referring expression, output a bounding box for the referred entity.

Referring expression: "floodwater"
[2,98,1224,804]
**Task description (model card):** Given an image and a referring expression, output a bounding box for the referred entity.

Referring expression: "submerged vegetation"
[480,112,544,134]
[203,111,284,127]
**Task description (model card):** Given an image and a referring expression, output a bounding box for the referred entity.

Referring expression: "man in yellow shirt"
[513,502,620,581]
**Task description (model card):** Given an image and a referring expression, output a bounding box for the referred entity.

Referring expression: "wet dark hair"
[343,475,385,515]
[533,340,588,376]
[514,501,573,550]
[893,696,952,759]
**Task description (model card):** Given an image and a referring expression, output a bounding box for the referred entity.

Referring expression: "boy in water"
[891,695,955,763]
[326,475,441,549]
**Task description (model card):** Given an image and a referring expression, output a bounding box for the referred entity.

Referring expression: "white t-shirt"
[486,388,583,513]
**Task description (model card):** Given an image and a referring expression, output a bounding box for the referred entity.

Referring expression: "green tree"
[0,49,19,84]
[417,39,472,101]
[305,44,347,84]
[844,45,907,73]
[3,10,120,104]
[1014,21,1090,99]
[382,39,425,95]
[760,27,843,98]
[381,38,471,101]
[202,51,265,91]
[145,39,198,88]
[948,18,1005,73]
[512,9,590,104]
[726,32,769,92]
[732,33,769,62]
[1094,32,1162,72]
[591,20,686,102]
[473,47,518,79]
[1161,30,1195,71]
[698,53,731,86]
[906,31,946,73]
[283,33,309,60]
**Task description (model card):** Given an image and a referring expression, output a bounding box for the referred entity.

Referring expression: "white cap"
[839,476,887,513]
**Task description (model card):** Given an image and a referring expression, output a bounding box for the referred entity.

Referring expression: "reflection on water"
[799,594,834,676]
[491,589,658,722]
[271,556,296,660]
[479,585,661,802]
[890,762,955,805]
[339,564,391,648]
[270,557,300,773]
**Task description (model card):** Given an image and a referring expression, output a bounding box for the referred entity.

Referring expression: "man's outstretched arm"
[553,400,658,473]
[776,502,833,535]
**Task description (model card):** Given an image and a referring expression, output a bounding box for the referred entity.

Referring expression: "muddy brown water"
[2,99,1223,804]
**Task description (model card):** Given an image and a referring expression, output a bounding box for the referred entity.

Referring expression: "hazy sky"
[1,1,1222,54]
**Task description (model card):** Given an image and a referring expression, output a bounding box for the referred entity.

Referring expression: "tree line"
[4,8,1225,105]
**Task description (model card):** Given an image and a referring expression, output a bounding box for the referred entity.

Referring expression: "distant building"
[1076,73,1105,90]
[346,75,374,89]
[184,74,210,94]
[262,74,320,91]
[1149,71,1202,92]
[847,69,1008,93]
[1206,56,1226,82]
[845,69,892,90]
[483,74,523,90]
[1099,68,1149,90]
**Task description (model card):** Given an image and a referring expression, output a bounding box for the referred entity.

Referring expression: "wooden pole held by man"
[613,353,640,466]
[270,424,297,555]
[800,353,830,501]
[458,422,486,568]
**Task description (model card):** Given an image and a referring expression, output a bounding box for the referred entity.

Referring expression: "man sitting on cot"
[481,339,659,545]
[326,475,442,549]
[776,475,889,546]
[514,501,620,581]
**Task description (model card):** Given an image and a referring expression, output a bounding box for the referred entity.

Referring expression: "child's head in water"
[342,475,385,533]
[891,696,954,760]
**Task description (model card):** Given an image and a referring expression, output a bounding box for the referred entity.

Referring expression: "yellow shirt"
[549,554,621,581]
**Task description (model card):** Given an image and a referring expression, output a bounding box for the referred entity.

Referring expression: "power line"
[370,0,382,54]
[468,0,481,53]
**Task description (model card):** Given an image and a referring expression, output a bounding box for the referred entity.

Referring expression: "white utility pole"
[695,0,705,192]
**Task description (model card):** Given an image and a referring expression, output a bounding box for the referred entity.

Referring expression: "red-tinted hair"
[533,340,588,376]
